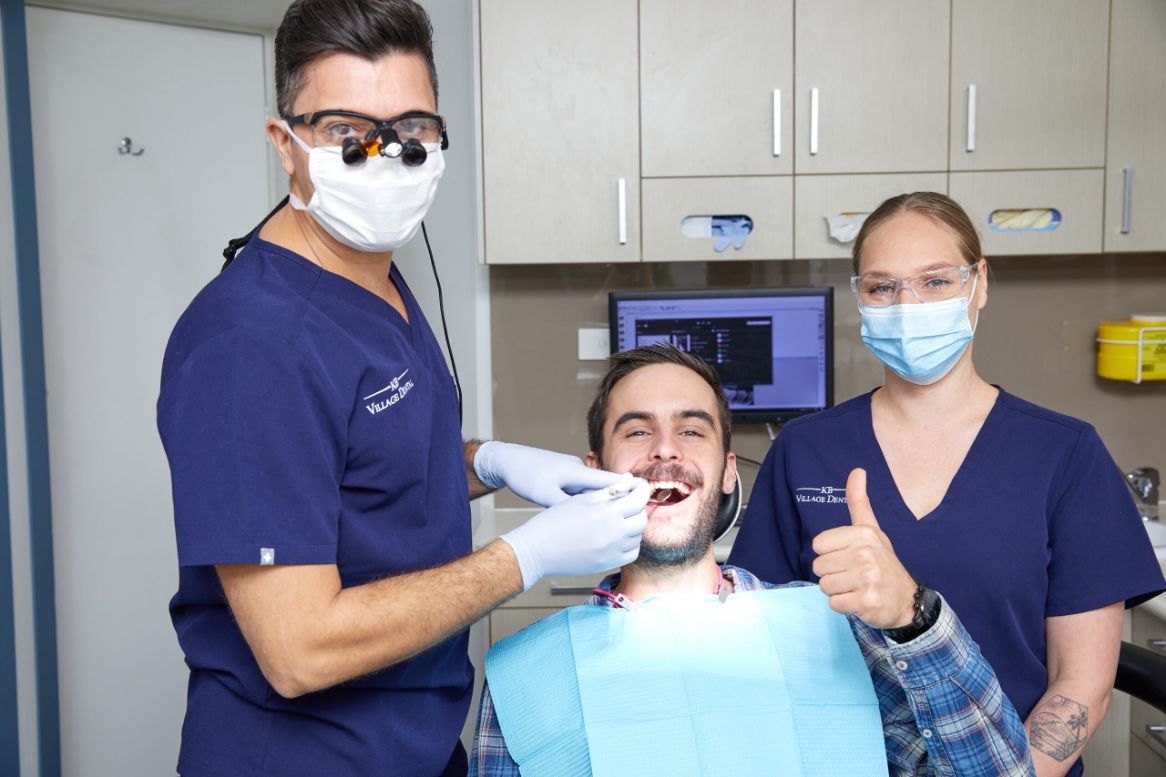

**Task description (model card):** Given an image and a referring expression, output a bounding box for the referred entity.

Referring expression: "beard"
[630,461,725,570]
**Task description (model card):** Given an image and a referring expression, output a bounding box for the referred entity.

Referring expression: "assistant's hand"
[811,468,918,630]
[499,475,650,591]
[473,441,623,507]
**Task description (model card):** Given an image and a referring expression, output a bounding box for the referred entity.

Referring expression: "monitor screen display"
[609,288,833,424]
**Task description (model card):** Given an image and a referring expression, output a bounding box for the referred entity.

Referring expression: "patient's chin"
[635,538,708,568]
[633,490,719,569]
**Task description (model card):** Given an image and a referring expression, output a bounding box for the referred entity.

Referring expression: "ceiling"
[32,0,292,32]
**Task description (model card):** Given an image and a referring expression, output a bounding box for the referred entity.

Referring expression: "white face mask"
[282,121,444,253]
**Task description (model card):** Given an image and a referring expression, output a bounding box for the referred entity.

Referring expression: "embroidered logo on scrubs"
[363,369,415,415]
[795,486,848,504]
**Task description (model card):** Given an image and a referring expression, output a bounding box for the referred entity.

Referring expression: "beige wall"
[489,253,1166,508]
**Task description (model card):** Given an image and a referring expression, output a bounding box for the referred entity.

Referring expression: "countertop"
[1137,542,1166,622]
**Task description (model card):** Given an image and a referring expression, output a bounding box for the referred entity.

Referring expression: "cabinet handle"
[550,585,596,596]
[1147,725,1166,749]
[617,177,627,245]
[772,89,782,156]
[809,87,819,155]
[1148,638,1166,656]
[966,84,977,152]
[1121,167,1133,234]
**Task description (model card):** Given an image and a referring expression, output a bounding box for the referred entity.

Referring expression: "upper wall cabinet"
[794,0,949,174]
[950,0,1109,171]
[1105,0,1166,252]
[640,0,793,177]
[480,0,639,264]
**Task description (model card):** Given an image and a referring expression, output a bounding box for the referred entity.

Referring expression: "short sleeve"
[1046,425,1165,615]
[728,428,806,584]
[158,329,346,567]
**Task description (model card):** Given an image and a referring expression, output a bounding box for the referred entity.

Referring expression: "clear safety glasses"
[284,109,449,166]
[850,260,981,308]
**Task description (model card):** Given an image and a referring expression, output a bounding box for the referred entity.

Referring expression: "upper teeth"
[651,481,691,495]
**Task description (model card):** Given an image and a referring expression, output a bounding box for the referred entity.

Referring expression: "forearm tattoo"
[1029,695,1090,761]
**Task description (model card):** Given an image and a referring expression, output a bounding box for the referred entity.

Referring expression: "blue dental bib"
[485,586,888,776]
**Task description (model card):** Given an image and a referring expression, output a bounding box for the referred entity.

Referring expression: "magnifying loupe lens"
[400,139,428,167]
[342,138,368,166]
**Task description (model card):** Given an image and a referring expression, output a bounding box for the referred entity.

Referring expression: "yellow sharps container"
[1097,314,1166,382]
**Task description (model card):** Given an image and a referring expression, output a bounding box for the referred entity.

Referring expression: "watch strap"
[884,584,941,644]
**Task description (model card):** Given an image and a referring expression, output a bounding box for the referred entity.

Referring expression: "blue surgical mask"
[859,277,978,385]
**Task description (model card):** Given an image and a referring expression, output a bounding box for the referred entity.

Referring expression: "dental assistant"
[156,2,648,776]
[729,192,1165,777]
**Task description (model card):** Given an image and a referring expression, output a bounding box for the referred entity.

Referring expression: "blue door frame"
[1,0,61,775]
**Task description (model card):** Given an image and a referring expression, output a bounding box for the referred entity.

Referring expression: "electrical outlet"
[578,328,611,361]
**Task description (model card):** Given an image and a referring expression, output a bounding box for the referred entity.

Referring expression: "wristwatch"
[884,584,941,644]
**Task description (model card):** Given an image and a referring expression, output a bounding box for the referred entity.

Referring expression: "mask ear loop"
[967,263,982,334]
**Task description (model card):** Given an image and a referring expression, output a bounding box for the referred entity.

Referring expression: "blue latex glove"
[500,473,650,591]
[473,441,623,507]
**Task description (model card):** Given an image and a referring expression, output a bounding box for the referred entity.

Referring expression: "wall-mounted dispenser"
[680,214,753,252]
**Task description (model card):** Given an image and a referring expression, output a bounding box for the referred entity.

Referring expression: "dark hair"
[587,344,732,460]
[275,0,439,118]
[852,191,983,274]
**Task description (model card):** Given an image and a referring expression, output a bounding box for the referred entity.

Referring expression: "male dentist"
[157,2,647,775]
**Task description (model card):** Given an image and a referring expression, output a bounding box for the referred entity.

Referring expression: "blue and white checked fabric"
[470,565,1034,777]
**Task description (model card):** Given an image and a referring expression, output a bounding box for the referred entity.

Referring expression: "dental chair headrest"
[713,471,742,543]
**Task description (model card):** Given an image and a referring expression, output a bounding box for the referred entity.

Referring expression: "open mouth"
[648,480,693,506]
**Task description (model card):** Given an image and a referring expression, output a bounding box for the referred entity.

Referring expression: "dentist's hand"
[474,441,623,507]
[500,474,650,591]
[811,468,918,630]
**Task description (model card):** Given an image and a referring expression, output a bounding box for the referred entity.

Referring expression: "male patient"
[470,344,1033,777]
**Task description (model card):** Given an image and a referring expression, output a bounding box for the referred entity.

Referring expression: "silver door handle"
[1147,724,1166,748]
[966,84,977,152]
[550,585,596,596]
[809,87,819,155]
[772,89,782,156]
[1122,167,1133,234]
[1148,638,1166,655]
[617,177,627,245]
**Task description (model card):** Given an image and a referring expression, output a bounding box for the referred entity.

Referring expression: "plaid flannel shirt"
[470,565,1034,777]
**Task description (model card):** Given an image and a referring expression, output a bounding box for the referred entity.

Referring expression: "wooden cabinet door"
[1105,0,1166,252]
[794,173,947,260]
[950,0,1109,171]
[642,176,793,262]
[949,170,1103,256]
[640,0,793,177]
[481,0,639,263]
[794,0,948,174]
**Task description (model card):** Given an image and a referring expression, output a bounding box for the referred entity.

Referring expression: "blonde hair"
[852,192,982,273]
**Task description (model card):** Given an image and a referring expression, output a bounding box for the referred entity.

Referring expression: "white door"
[25,8,269,776]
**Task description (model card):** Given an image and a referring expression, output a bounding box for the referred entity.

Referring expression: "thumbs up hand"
[811,468,918,630]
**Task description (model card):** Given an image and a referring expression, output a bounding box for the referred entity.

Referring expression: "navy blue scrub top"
[158,237,472,777]
[729,389,1164,777]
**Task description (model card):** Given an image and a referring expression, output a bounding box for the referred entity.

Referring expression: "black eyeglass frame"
[284,109,450,151]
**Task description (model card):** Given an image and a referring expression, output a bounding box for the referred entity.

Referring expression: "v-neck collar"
[251,236,417,343]
[860,386,1005,523]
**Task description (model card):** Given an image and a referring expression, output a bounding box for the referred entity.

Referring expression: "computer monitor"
[608,288,833,424]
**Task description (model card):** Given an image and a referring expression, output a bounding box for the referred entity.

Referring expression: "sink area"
[1145,503,1166,568]
[1133,505,1166,618]
[1146,519,1166,548]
